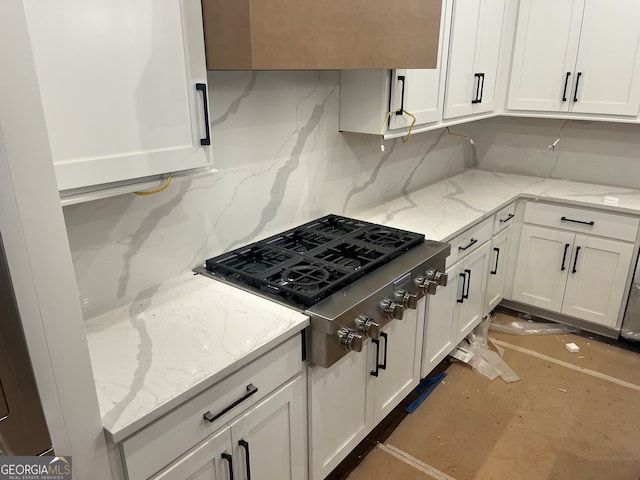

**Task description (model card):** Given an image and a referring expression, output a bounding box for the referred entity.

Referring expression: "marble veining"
[64,71,467,319]
[85,272,309,442]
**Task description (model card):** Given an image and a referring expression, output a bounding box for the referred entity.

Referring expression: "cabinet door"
[372,299,423,424]
[309,350,372,480]
[485,228,511,315]
[472,0,507,115]
[229,376,307,480]
[456,242,490,342]
[443,0,481,119]
[507,0,584,112]
[512,226,574,312]
[570,0,640,116]
[388,69,443,129]
[562,235,634,327]
[422,262,462,378]
[152,427,232,480]
[24,0,213,191]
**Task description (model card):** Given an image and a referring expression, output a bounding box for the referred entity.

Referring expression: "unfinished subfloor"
[347,312,640,480]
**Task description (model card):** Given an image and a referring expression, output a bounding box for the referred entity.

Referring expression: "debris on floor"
[565,342,580,353]
[451,318,520,383]
[490,316,578,335]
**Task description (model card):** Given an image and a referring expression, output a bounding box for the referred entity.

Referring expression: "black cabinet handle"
[370,338,380,377]
[463,269,471,299]
[196,83,211,146]
[561,216,594,226]
[203,384,258,423]
[457,272,466,303]
[562,72,571,102]
[561,243,570,271]
[395,75,406,115]
[238,440,252,480]
[573,72,582,102]
[379,332,388,371]
[478,73,485,103]
[221,452,234,480]
[490,248,500,275]
[472,73,482,104]
[458,238,478,251]
[499,213,514,224]
[572,246,581,274]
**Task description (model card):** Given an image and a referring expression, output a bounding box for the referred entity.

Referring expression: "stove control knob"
[337,327,364,352]
[426,269,448,287]
[415,276,438,295]
[394,289,418,309]
[355,314,380,339]
[380,298,404,320]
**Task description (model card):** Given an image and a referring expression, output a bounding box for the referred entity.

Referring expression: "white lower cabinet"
[455,243,490,340]
[153,376,306,480]
[309,299,423,480]
[120,336,304,480]
[422,241,490,378]
[152,426,232,480]
[513,224,635,328]
[371,300,424,424]
[484,227,512,315]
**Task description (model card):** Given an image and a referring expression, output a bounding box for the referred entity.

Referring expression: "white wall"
[63,71,467,319]
[458,117,640,186]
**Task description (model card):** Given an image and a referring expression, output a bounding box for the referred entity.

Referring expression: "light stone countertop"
[354,169,640,240]
[85,169,640,444]
[84,273,309,443]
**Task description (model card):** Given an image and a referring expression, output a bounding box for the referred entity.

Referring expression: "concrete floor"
[347,313,640,480]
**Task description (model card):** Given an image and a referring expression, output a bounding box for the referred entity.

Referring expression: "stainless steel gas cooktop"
[195,214,450,367]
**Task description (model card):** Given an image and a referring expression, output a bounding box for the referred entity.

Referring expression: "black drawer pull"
[499,213,514,224]
[203,384,258,423]
[379,332,388,371]
[370,338,380,377]
[561,216,594,226]
[562,72,571,102]
[490,248,500,275]
[458,238,478,251]
[572,246,581,274]
[222,452,234,480]
[195,83,211,146]
[239,440,252,480]
[561,243,570,271]
[463,269,471,299]
[457,272,466,303]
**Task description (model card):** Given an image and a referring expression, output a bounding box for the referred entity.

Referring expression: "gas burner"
[363,229,404,247]
[281,265,330,287]
[266,230,334,255]
[309,215,367,237]
[242,262,269,274]
[311,241,385,272]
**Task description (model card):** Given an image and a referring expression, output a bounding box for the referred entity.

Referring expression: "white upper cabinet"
[570,0,640,116]
[444,0,507,119]
[508,0,640,117]
[339,0,451,136]
[24,0,213,192]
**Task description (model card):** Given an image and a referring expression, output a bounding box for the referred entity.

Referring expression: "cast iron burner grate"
[203,214,424,308]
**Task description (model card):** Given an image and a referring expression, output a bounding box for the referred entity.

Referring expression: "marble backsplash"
[458,117,640,186]
[64,71,466,319]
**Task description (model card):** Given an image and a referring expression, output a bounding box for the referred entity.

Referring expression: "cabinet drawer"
[121,334,302,480]
[524,202,639,242]
[446,217,493,266]
[493,203,516,235]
